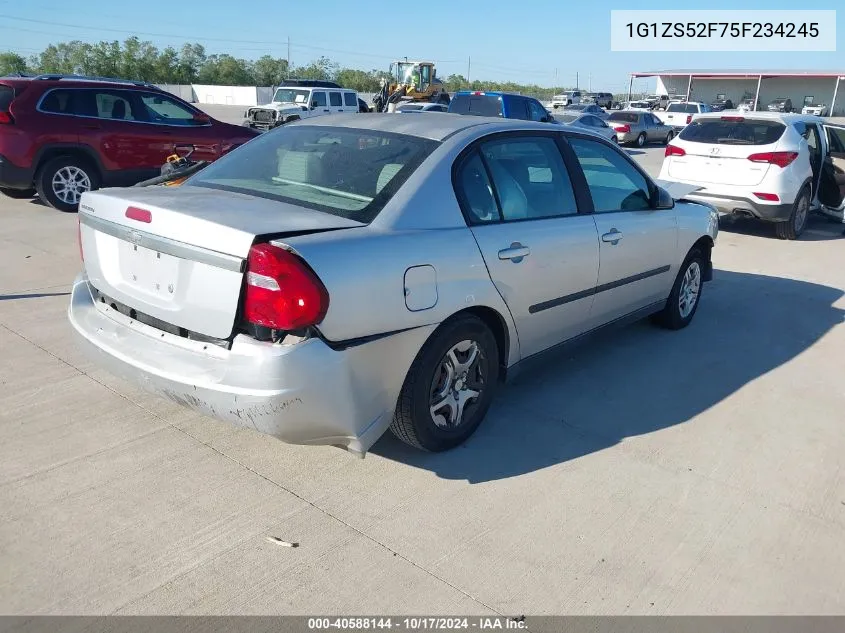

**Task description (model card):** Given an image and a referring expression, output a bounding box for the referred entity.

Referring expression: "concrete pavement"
[1,149,845,615]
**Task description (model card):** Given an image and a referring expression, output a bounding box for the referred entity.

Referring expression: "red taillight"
[686,115,692,124]
[472,91,485,96]
[753,192,780,202]
[126,206,152,223]
[0,111,12,124]
[665,144,686,157]
[613,124,631,133]
[244,243,329,331]
[748,151,799,168]
[721,116,745,122]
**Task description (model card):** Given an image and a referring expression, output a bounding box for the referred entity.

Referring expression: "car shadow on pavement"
[718,214,843,242]
[372,270,844,482]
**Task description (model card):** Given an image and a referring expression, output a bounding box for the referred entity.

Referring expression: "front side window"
[140,92,201,125]
[476,136,578,221]
[188,126,438,224]
[94,91,137,121]
[568,137,652,212]
[527,101,547,122]
[329,92,343,107]
[312,91,327,107]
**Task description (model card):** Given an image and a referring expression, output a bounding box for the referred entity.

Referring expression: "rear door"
[820,124,845,213]
[566,135,677,326]
[455,132,600,357]
[665,116,794,187]
[328,90,345,114]
[343,91,359,112]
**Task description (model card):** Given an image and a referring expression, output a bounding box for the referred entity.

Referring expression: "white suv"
[659,112,845,239]
[551,90,582,108]
[244,80,360,130]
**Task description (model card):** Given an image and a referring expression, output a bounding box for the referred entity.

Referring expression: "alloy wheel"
[429,339,486,429]
[52,166,91,205]
[678,261,701,319]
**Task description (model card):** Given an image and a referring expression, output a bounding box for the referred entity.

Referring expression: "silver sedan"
[553,112,618,143]
[68,113,719,455]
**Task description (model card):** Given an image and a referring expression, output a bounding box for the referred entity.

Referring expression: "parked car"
[561,103,608,119]
[243,80,360,130]
[767,98,793,113]
[0,74,259,212]
[625,100,652,111]
[68,114,718,455]
[710,98,734,112]
[448,91,555,122]
[553,112,618,142]
[582,92,614,109]
[551,90,583,108]
[802,103,828,116]
[645,94,669,110]
[607,110,676,147]
[660,112,845,239]
[395,102,449,113]
[656,102,713,132]
[737,98,757,113]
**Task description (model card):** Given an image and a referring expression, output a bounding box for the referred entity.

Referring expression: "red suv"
[0,74,260,211]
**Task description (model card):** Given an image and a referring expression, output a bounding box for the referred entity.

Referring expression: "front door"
[311,91,329,116]
[136,90,220,164]
[565,135,678,328]
[820,124,845,217]
[454,133,600,359]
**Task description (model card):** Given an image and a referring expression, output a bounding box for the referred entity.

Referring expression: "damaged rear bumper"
[67,274,434,454]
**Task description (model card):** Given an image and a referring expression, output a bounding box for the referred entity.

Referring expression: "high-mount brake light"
[125,207,152,223]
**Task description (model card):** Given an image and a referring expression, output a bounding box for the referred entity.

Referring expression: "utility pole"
[589,73,592,92]
[286,36,291,78]
[467,56,471,85]
[554,68,558,91]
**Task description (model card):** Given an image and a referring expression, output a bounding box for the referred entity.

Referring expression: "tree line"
[0,38,582,100]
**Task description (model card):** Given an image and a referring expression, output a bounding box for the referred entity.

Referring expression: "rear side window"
[0,85,13,111]
[39,89,80,115]
[329,92,343,107]
[188,126,439,224]
[448,94,503,117]
[343,92,357,107]
[679,119,787,145]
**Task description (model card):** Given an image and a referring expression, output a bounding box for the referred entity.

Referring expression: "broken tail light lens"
[244,243,329,331]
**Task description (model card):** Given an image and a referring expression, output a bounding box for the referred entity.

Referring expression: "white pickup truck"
[656,101,713,132]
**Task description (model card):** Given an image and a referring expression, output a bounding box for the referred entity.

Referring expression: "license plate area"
[118,241,180,298]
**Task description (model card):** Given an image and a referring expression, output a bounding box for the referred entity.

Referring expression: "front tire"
[390,315,499,452]
[0,187,36,199]
[651,248,705,330]
[35,156,99,212]
[775,186,810,240]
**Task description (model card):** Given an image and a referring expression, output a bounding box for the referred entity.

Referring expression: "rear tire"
[651,248,705,330]
[636,132,646,147]
[35,155,100,213]
[390,315,499,452]
[665,131,675,144]
[775,186,810,240]
[0,187,36,199]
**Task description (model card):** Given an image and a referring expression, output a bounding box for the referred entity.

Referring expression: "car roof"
[692,111,824,124]
[0,75,162,91]
[289,112,566,142]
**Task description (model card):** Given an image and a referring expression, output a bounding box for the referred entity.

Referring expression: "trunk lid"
[666,117,788,187]
[79,185,363,339]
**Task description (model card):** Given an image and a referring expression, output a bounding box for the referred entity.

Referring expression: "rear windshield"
[679,119,787,145]
[608,112,638,123]
[188,126,439,223]
[448,94,503,117]
[0,85,13,111]
[667,104,699,113]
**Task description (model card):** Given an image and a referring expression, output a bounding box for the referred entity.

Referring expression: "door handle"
[498,242,530,262]
[323,109,330,112]
[602,229,623,244]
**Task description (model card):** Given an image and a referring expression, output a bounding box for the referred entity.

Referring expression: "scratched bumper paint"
[68,274,435,453]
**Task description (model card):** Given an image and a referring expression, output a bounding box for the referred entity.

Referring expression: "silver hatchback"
[69,114,718,455]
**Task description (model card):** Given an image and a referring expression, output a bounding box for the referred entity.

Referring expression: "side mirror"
[310,101,318,109]
[654,186,675,210]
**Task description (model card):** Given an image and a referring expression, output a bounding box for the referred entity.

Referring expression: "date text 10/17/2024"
[307,617,527,630]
